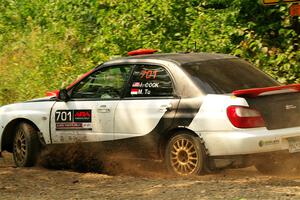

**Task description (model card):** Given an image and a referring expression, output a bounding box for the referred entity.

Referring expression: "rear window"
[181,59,279,94]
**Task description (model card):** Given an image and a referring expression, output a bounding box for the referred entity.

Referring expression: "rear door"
[114,64,179,140]
[50,65,132,143]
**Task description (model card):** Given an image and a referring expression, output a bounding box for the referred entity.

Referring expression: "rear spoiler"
[232,84,300,98]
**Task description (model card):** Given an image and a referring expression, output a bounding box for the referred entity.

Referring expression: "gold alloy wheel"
[14,129,27,164]
[170,138,199,175]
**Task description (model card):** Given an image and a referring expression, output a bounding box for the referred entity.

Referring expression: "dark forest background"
[0,0,299,104]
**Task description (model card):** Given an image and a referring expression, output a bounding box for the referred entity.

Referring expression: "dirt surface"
[1,152,300,200]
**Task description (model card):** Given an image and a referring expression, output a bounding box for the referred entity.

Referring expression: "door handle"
[159,104,172,112]
[97,105,111,113]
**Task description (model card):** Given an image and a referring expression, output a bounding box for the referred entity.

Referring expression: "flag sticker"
[131,88,138,95]
[131,88,143,95]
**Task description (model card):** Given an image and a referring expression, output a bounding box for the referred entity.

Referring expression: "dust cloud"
[37,143,169,178]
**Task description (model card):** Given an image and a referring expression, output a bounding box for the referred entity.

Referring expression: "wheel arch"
[1,118,40,152]
[159,127,206,159]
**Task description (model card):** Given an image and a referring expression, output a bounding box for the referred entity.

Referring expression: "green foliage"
[232,1,300,83]
[0,0,299,105]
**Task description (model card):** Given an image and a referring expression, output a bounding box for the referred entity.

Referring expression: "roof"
[109,52,237,65]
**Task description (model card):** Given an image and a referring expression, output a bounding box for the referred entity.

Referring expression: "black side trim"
[112,97,202,159]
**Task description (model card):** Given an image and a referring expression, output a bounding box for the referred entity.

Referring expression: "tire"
[165,133,206,176]
[13,122,40,167]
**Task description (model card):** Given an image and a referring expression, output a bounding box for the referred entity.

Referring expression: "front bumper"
[199,126,300,156]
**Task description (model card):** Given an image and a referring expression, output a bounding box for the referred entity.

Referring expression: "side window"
[126,65,174,97]
[71,66,132,99]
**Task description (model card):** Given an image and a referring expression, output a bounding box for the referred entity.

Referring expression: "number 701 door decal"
[55,110,92,130]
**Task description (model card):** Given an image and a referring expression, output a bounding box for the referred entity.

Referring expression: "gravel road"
[1,152,300,200]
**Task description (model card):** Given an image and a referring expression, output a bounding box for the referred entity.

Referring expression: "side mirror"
[57,89,70,102]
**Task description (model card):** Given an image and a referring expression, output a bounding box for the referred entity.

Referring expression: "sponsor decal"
[285,104,297,110]
[258,139,280,147]
[57,122,84,129]
[55,110,92,130]
[74,110,92,122]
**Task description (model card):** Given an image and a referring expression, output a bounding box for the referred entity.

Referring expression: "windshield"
[181,58,279,94]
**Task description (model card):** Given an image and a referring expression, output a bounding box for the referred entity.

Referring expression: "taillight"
[227,106,265,128]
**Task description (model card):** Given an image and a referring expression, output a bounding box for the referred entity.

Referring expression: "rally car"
[1,49,300,176]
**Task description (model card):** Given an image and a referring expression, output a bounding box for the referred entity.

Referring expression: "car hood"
[0,96,56,112]
[26,96,56,103]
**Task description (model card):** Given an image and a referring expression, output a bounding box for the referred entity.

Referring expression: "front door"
[50,65,132,143]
